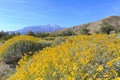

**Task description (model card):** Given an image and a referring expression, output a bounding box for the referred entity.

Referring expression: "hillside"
[53,16,120,34]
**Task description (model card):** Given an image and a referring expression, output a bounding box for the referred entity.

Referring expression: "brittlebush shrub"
[2,40,40,64]
[8,34,120,80]
[0,35,50,65]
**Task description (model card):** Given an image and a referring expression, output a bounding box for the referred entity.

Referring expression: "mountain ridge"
[9,24,63,34]
[52,16,120,34]
[9,16,120,35]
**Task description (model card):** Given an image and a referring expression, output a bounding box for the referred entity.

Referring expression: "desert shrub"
[8,34,120,80]
[0,35,50,65]
[80,28,89,35]
[61,30,74,36]
[0,31,21,41]
[2,40,40,64]
[100,24,114,34]
[43,37,55,41]
[52,37,67,46]
[114,27,120,33]
[26,30,35,36]
[35,32,49,38]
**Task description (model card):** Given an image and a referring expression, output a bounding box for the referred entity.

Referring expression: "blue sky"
[0,0,120,31]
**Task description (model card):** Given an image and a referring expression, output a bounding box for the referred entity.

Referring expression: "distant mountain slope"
[10,24,63,34]
[53,16,120,34]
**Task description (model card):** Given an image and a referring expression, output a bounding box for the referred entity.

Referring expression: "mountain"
[10,24,63,34]
[53,16,120,34]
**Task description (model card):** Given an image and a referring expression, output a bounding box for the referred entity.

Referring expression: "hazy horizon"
[0,0,120,31]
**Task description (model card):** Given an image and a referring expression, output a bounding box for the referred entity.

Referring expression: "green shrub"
[52,37,67,46]
[0,35,51,65]
[80,28,89,35]
[43,37,55,41]
[114,27,120,33]
[61,30,74,36]
[35,32,49,38]
[2,40,40,64]
[100,24,114,34]
[26,30,35,36]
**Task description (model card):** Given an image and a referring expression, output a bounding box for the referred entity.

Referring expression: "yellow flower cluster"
[8,34,120,80]
[0,35,41,61]
[97,65,104,72]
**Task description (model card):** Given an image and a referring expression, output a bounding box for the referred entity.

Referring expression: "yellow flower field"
[8,34,120,80]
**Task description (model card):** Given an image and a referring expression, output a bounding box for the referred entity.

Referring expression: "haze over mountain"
[53,16,120,34]
[10,24,63,34]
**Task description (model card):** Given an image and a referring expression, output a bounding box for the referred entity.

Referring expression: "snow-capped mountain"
[10,24,63,34]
